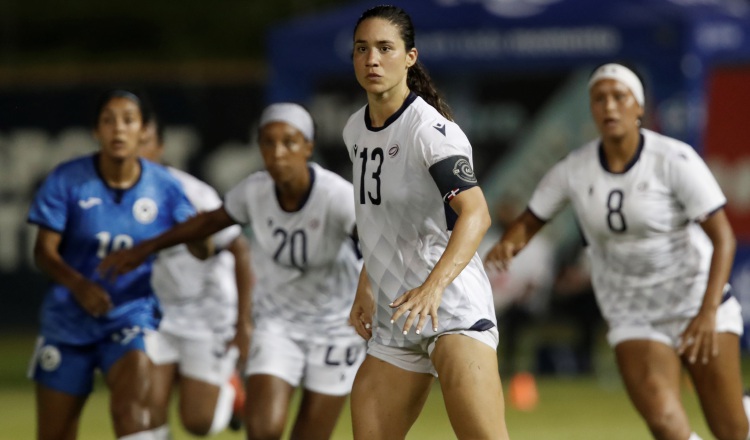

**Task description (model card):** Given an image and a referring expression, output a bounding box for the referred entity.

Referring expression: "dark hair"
[93,89,152,127]
[148,112,166,146]
[354,5,453,120]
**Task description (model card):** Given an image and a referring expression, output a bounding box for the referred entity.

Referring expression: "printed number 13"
[359,147,383,205]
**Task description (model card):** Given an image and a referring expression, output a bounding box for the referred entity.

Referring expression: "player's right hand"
[71,278,113,317]
[484,240,517,272]
[349,279,374,341]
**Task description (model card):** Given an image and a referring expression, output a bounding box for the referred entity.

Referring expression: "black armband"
[428,155,478,203]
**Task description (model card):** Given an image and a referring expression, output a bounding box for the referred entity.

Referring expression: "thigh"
[244,374,296,439]
[35,384,88,440]
[150,362,177,423]
[290,390,349,440]
[684,332,748,439]
[178,375,222,426]
[614,340,689,434]
[104,350,154,435]
[351,355,434,440]
[431,334,508,440]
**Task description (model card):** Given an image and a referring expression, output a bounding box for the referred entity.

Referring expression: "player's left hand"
[677,307,718,365]
[390,283,444,335]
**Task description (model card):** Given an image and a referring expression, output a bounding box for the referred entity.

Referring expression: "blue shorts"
[28,316,157,396]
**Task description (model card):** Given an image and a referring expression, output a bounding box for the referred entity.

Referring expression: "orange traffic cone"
[509,371,539,411]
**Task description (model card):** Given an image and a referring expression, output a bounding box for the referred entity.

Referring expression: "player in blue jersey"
[27,90,202,440]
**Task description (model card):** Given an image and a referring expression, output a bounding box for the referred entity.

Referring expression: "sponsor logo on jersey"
[388,144,400,158]
[309,218,320,230]
[133,197,158,224]
[452,158,477,183]
[433,122,446,136]
[38,345,61,371]
[78,197,102,209]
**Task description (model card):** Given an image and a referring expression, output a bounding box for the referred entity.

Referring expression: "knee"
[641,405,687,438]
[110,399,150,432]
[245,415,285,440]
[179,408,213,437]
[708,419,749,440]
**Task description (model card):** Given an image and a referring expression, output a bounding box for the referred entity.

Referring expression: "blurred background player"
[99,102,366,440]
[487,63,750,440]
[344,6,508,439]
[138,114,251,437]
[27,89,201,440]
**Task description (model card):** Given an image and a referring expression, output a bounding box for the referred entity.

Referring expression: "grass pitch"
[1,331,743,439]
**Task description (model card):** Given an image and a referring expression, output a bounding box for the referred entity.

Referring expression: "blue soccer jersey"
[28,154,195,345]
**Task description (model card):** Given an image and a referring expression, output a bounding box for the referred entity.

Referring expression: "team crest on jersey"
[452,158,477,183]
[388,144,400,158]
[133,197,158,224]
[38,345,61,371]
[637,182,649,191]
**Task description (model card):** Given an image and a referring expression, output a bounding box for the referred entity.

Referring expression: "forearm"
[230,237,254,327]
[35,251,88,292]
[424,205,490,291]
[701,231,736,312]
[142,210,225,255]
[501,209,544,249]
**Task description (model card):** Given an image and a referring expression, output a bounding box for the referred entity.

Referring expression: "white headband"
[588,63,645,107]
[259,103,314,141]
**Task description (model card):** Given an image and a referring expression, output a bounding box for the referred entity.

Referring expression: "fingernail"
[416,329,421,335]
[389,302,393,306]
[403,330,407,335]
[433,327,438,331]
[390,319,394,324]
[365,323,371,329]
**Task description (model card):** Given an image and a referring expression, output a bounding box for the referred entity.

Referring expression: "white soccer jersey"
[223,162,360,343]
[528,129,726,327]
[342,94,496,349]
[152,167,242,339]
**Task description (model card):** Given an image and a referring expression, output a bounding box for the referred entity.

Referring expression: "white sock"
[207,381,236,435]
[151,425,171,440]
[688,433,703,440]
[118,431,156,440]
[743,394,750,440]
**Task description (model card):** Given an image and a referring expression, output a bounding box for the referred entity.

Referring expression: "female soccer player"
[138,116,250,437]
[27,90,199,440]
[100,102,365,440]
[344,5,509,439]
[486,63,750,440]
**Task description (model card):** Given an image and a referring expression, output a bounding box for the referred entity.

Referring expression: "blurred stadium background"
[3,0,750,438]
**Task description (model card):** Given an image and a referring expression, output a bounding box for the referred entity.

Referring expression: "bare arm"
[225,234,254,368]
[99,206,236,278]
[485,209,547,271]
[390,186,491,333]
[679,209,736,364]
[35,227,113,316]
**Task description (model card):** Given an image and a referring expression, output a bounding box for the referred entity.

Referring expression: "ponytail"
[408,61,453,121]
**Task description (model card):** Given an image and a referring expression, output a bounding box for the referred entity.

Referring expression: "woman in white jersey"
[343,6,508,439]
[101,103,365,440]
[138,116,250,437]
[486,63,749,440]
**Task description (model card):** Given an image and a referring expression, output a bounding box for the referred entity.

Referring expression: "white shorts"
[144,329,238,386]
[607,296,744,348]
[244,330,366,396]
[367,327,499,377]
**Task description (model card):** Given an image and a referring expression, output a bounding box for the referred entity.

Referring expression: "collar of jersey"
[92,153,145,203]
[598,132,644,175]
[274,164,316,213]
[364,92,418,132]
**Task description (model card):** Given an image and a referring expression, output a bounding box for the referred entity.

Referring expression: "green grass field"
[2,331,746,440]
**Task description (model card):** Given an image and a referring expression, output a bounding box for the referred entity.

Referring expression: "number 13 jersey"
[528,129,726,327]
[342,93,496,349]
